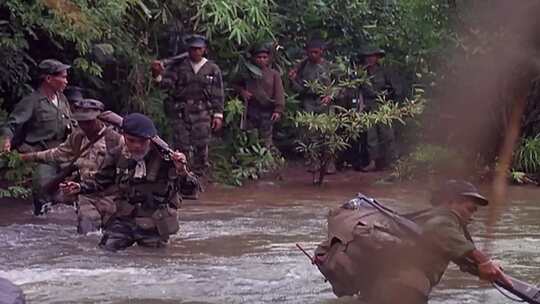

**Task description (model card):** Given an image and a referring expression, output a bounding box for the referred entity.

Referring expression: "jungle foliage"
[1,0,495,187]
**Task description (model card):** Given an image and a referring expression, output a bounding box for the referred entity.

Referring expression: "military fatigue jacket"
[30,126,122,182]
[236,67,285,114]
[361,64,404,109]
[161,59,224,115]
[291,60,333,97]
[391,207,476,295]
[79,143,199,217]
[2,90,72,149]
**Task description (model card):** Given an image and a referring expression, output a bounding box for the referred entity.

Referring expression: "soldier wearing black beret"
[61,113,200,251]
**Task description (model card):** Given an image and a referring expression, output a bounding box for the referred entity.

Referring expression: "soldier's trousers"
[246,108,275,148]
[99,217,167,251]
[365,123,397,166]
[76,195,116,234]
[31,163,60,215]
[170,108,212,177]
[367,283,428,304]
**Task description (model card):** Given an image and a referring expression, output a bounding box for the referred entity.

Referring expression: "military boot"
[360,160,377,172]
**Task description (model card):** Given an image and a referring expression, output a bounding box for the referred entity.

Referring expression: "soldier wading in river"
[21,99,122,233]
[61,113,200,251]
[1,59,73,215]
[314,180,513,304]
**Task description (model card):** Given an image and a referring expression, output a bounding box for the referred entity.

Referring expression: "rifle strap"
[66,126,110,168]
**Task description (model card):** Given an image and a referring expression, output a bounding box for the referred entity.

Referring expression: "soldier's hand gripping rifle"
[42,127,109,195]
[356,194,540,304]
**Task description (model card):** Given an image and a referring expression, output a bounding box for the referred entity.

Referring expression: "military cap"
[72,99,104,121]
[305,39,326,49]
[38,59,71,75]
[186,34,208,48]
[250,43,272,55]
[431,180,489,206]
[358,46,386,57]
[121,113,157,139]
[64,86,85,104]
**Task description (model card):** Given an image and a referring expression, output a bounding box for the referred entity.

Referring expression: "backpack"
[313,194,417,297]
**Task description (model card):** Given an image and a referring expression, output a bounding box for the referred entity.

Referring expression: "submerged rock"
[0,277,25,304]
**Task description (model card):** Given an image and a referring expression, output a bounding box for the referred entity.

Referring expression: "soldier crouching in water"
[233,43,285,149]
[21,99,122,233]
[151,34,224,178]
[61,113,200,251]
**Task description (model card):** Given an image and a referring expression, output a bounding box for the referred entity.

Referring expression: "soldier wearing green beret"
[1,59,74,215]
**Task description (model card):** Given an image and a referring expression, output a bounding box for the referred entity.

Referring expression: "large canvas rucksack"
[313,195,417,297]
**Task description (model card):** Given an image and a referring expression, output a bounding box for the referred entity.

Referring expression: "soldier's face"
[306,48,323,62]
[77,119,100,136]
[45,70,68,92]
[189,47,206,62]
[450,198,479,224]
[123,133,151,160]
[365,55,380,66]
[254,52,270,68]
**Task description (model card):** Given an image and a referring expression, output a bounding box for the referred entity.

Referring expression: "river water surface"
[1,174,539,304]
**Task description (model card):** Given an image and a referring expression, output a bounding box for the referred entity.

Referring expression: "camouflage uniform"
[80,142,199,250]
[160,57,224,176]
[235,66,285,147]
[291,60,334,113]
[27,125,122,233]
[360,50,404,169]
[2,89,73,214]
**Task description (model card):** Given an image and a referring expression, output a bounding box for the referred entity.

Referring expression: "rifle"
[355,193,540,304]
[42,127,109,194]
[161,52,188,67]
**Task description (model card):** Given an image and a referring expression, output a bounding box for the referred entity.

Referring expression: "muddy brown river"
[1,174,539,304]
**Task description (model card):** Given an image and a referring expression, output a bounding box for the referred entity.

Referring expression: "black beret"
[121,113,157,139]
[186,34,208,48]
[250,43,272,55]
[305,39,326,49]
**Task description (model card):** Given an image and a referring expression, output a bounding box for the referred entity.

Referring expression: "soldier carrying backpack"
[311,180,522,304]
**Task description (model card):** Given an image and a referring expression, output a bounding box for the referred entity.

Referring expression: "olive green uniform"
[361,64,404,167]
[28,126,122,233]
[79,142,200,251]
[161,59,224,176]
[291,60,333,113]
[369,207,475,304]
[1,90,73,211]
[235,67,285,147]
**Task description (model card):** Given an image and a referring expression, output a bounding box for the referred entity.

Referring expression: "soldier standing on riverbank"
[234,43,285,148]
[151,35,224,178]
[20,99,122,233]
[358,46,404,172]
[1,59,73,215]
[60,113,200,251]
